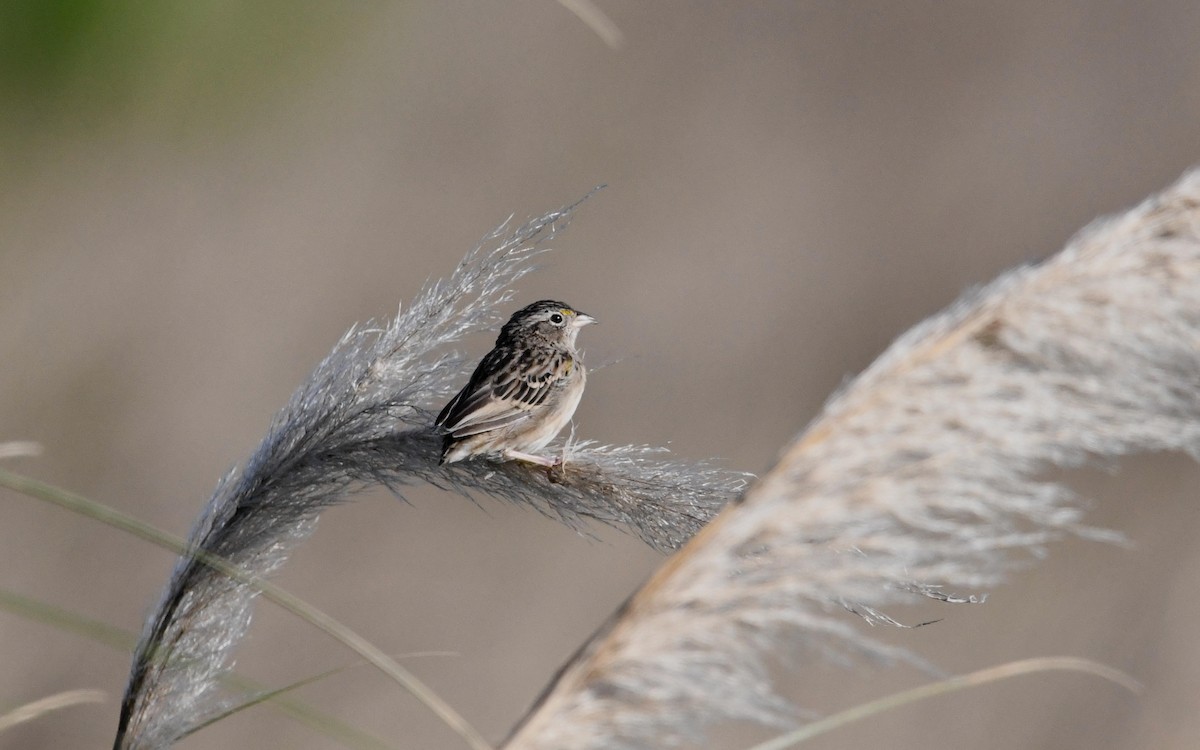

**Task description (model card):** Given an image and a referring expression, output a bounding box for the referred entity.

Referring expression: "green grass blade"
[0,467,490,750]
[184,651,453,743]
[0,588,135,651]
[0,585,400,750]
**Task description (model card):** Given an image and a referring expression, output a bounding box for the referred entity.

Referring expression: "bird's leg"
[503,449,561,468]
[547,443,571,484]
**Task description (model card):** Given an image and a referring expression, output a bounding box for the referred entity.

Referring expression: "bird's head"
[500,300,596,348]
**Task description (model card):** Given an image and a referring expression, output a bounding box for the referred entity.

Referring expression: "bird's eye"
[549,313,565,325]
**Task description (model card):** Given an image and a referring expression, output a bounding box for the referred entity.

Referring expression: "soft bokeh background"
[3,2,1200,748]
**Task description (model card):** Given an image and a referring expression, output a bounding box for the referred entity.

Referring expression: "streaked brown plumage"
[435,300,596,466]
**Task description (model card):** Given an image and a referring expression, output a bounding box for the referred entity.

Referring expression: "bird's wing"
[436,347,574,437]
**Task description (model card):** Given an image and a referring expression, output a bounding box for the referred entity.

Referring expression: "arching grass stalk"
[747,657,1141,750]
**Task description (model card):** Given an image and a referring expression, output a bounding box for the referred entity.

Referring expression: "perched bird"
[435,300,596,466]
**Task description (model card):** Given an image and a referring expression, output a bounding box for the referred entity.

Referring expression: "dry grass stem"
[747,656,1141,750]
[0,689,106,733]
[556,0,625,48]
[0,441,43,460]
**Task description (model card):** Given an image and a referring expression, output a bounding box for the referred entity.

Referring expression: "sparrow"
[435,300,596,466]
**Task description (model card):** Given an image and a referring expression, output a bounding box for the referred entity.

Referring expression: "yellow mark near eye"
[560,309,574,316]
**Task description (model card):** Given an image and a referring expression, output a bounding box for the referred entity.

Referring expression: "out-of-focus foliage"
[0,0,383,142]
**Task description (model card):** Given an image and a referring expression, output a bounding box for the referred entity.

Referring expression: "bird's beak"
[572,313,597,328]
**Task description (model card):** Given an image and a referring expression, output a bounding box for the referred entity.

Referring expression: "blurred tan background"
[2,2,1200,748]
